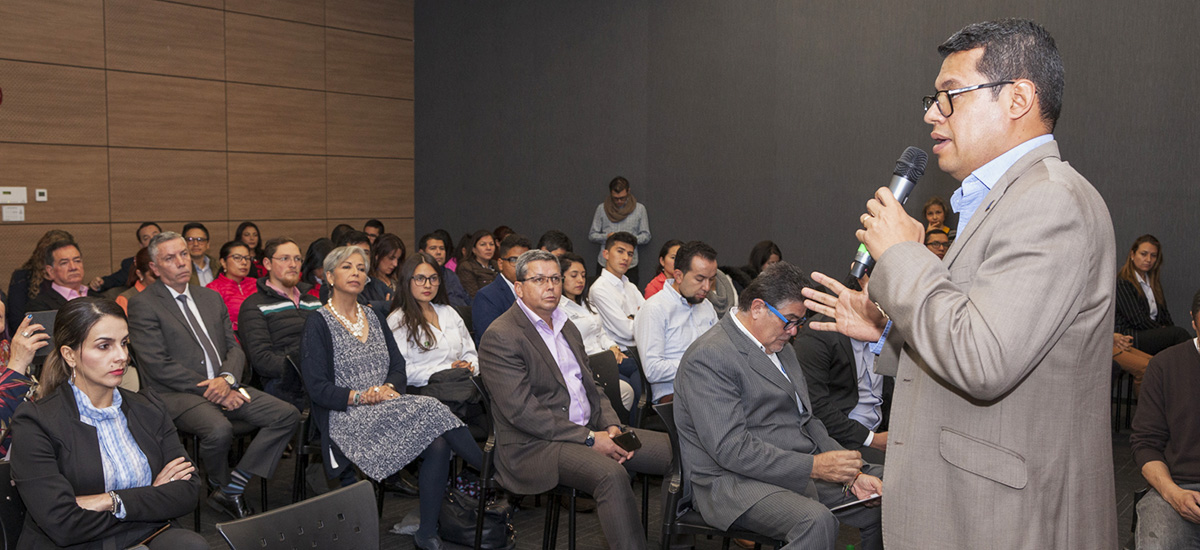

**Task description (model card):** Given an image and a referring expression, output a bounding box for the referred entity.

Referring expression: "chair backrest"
[217,480,378,549]
[588,350,631,425]
[653,402,688,521]
[0,462,25,550]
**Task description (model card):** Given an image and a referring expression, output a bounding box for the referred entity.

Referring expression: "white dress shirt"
[587,269,645,349]
[558,296,618,356]
[165,284,222,380]
[387,303,478,387]
[1136,271,1158,321]
[634,281,717,400]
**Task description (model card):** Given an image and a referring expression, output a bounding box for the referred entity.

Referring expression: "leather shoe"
[413,533,446,550]
[383,470,420,497]
[208,489,254,519]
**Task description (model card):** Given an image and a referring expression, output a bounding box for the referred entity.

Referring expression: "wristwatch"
[585,431,596,447]
[221,373,238,388]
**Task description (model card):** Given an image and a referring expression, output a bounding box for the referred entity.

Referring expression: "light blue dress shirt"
[634,281,717,401]
[950,134,1054,237]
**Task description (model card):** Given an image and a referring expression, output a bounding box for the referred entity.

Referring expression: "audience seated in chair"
[471,234,531,344]
[559,252,638,412]
[238,238,321,412]
[1115,234,1192,390]
[206,240,258,332]
[6,229,74,331]
[643,240,682,300]
[1130,289,1200,549]
[1,314,51,458]
[116,248,155,314]
[924,229,950,260]
[537,229,574,257]
[588,232,645,355]
[300,245,482,550]
[92,222,160,294]
[234,221,266,278]
[456,230,499,299]
[128,231,300,520]
[365,233,406,304]
[182,222,216,288]
[301,238,334,301]
[25,240,91,314]
[363,219,386,245]
[674,262,883,550]
[419,232,470,307]
[10,297,208,549]
[634,241,719,404]
[479,249,670,550]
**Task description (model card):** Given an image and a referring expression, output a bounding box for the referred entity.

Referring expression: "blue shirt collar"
[951,134,1053,236]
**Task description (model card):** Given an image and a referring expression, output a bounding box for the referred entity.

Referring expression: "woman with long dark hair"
[455,230,498,298]
[235,221,265,277]
[301,238,334,299]
[1115,234,1190,355]
[10,298,206,549]
[207,240,257,331]
[386,253,476,388]
[115,247,156,314]
[363,233,407,303]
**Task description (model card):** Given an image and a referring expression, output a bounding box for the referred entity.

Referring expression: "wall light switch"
[2,205,25,222]
[35,189,47,202]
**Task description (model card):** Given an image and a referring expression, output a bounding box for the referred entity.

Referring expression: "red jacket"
[207,274,258,331]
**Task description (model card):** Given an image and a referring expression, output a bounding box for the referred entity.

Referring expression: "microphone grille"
[896,146,928,180]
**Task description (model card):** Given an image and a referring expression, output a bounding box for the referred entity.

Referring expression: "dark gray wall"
[416,1,1200,320]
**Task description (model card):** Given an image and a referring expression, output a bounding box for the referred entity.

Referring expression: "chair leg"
[568,491,577,550]
[260,477,268,512]
[542,494,557,550]
[192,434,201,532]
[641,474,650,537]
[720,538,731,550]
[475,485,489,550]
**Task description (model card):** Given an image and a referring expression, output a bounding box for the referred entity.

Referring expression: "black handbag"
[438,473,516,550]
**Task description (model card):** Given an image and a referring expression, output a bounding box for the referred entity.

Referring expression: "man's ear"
[1008,79,1037,121]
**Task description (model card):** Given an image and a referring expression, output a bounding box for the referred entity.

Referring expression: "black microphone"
[849,146,928,279]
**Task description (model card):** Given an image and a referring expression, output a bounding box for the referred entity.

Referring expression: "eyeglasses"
[270,255,303,264]
[412,275,440,286]
[519,275,563,287]
[763,300,805,331]
[227,254,252,263]
[925,241,950,249]
[501,255,520,264]
[184,237,209,243]
[922,81,1014,118]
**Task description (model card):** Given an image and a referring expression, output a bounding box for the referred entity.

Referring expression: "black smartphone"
[611,430,642,452]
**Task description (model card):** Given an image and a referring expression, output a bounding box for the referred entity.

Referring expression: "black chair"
[1112,364,1136,431]
[290,410,325,503]
[471,376,509,550]
[653,402,785,550]
[216,480,378,549]
[0,462,25,550]
[589,350,632,426]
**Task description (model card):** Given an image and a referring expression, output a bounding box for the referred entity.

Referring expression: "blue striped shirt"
[70,382,153,518]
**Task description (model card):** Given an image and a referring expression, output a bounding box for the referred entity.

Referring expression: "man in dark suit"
[25,240,91,313]
[674,262,883,550]
[128,231,300,519]
[89,221,160,293]
[479,249,670,550]
[471,234,531,344]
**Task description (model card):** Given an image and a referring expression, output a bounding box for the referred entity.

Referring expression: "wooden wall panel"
[226,13,325,89]
[326,29,412,99]
[109,223,152,271]
[0,61,107,146]
[105,0,225,80]
[327,95,413,158]
[0,144,109,223]
[0,224,117,282]
[327,0,412,39]
[237,220,328,254]
[327,218,415,250]
[167,0,221,9]
[228,154,327,220]
[224,0,324,26]
[0,0,105,68]
[326,158,413,219]
[227,84,326,154]
[109,149,228,222]
[107,72,226,150]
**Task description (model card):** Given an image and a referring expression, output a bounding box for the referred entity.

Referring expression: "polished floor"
[190,428,1142,549]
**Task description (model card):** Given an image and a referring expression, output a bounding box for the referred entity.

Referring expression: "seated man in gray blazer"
[674,262,883,550]
[128,232,300,520]
[479,250,670,550]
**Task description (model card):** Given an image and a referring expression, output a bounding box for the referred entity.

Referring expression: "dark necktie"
[177,294,222,379]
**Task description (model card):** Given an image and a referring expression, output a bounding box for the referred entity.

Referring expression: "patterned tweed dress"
[322,306,463,481]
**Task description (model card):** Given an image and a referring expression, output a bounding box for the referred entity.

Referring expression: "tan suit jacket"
[478,304,622,495]
[872,140,1117,548]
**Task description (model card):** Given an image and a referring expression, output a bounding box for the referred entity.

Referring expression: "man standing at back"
[802,19,1117,547]
[588,177,651,286]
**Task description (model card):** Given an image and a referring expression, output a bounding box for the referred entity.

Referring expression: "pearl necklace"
[327,302,365,339]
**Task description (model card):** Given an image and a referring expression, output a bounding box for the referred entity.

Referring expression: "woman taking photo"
[643,239,683,299]
[363,233,407,303]
[235,221,265,277]
[558,253,639,413]
[9,297,205,549]
[1115,234,1190,355]
[455,230,498,298]
[386,253,477,388]
[207,240,258,331]
[301,246,482,550]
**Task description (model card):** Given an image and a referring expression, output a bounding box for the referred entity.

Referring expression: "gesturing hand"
[811,450,863,484]
[801,272,888,342]
[153,456,196,486]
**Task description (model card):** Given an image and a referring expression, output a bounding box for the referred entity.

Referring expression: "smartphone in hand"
[611,430,642,452]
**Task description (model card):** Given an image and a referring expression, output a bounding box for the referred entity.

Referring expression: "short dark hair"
[418,233,445,251]
[43,240,81,266]
[738,261,814,312]
[263,236,298,261]
[604,231,637,251]
[925,229,949,244]
[330,223,355,243]
[181,222,209,239]
[335,230,371,248]
[497,234,533,258]
[136,222,161,238]
[609,176,630,193]
[937,18,1064,131]
[364,219,385,232]
[1190,289,1200,321]
[673,241,717,276]
[537,230,574,253]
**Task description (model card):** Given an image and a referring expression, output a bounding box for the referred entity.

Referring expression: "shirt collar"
[730,312,769,356]
[501,274,516,294]
[599,269,628,288]
[661,280,691,307]
[165,284,192,301]
[266,279,301,304]
[515,294,568,335]
[51,282,87,299]
[961,134,1054,199]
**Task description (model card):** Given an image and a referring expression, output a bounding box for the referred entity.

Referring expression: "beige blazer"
[871,140,1117,548]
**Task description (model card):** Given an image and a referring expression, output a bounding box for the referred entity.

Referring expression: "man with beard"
[238,237,323,410]
[634,241,719,403]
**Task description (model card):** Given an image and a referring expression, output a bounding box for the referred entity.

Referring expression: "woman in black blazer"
[9,298,206,550]
[1114,234,1190,355]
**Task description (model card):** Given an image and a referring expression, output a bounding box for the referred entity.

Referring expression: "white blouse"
[387,303,478,387]
[558,296,618,356]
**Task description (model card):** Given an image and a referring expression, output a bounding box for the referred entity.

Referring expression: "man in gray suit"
[479,250,670,550]
[803,19,1117,547]
[129,232,300,519]
[675,262,883,550]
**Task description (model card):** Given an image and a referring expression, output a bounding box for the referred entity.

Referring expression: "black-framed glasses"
[502,255,520,264]
[412,274,440,286]
[227,254,252,263]
[184,237,209,243]
[763,300,805,331]
[922,81,1014,117]
[519,275,563,287]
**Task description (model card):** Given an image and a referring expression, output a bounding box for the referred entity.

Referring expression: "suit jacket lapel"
[944,140,1061,266]
[719,317,793,394]
[513,308,570,391]
[152,281,191,334]
[779,351,813,422]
